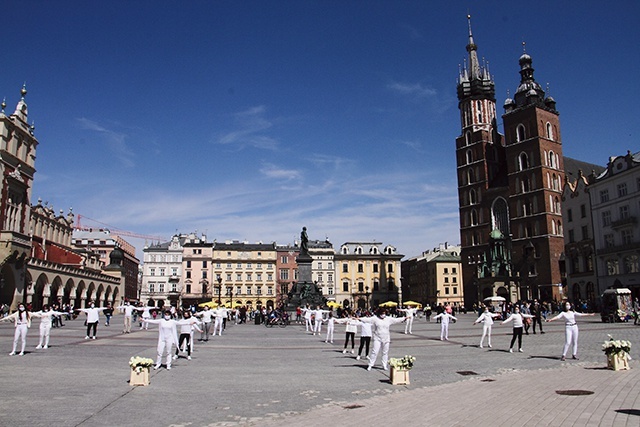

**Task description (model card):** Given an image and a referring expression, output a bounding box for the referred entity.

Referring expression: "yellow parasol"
[403,301,423,309]
[326,301,341,309]
[198,300,220,308]
[379,301,398,308]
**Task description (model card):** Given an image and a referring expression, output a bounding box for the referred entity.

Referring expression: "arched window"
[552,220,557,235]
[467,168,475,184]
[516,124,526,142]
[469,189,477,205]
[477,100,482,123]
[522,177,531,193]
[470,209,479,226]
[546,122,553,140]
[466,149,473,164]
[555,197,561,214]
[491,197,510,236]
[518,152,529,170]
[557,220,563,235]
[465,131,471,146]
[549,151,557,169]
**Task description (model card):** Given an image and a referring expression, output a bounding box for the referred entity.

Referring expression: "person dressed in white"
[115,301,137,334]
[75,302,107,339]
[1,303,32,355]
[173,311,202,361]
[195,306,215,341]
[335,313,360,354]
[360,309,406,371]
[546,302,595,361]
[313,306,329,336]
[323,312,336,343]
[213,307,227,336]
[501,306,534,353]
[433,312,458,341]
[138,305,152,330]
[398,306,418,334]
[474,306,501,348]
[146,310,188,370]
[32,305,65,349]
[302,305,313,333]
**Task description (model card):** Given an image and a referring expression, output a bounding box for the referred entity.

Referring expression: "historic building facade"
[402,243,463,307]
[1,87,123,310]
[456,18,566,306]
[589,151,640,297]
[141,234,186,308]
[334,242,402,309]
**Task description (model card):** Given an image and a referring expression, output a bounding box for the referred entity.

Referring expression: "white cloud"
[387,82,437,98]
[216,105,279,150]
[259,163,302,181]
[76,118,135,167]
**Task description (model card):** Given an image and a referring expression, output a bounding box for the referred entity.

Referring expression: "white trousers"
[480,324,492,347]
[314,319,322,334]
[214,318,224,336]
[142,316,150,329]
[123,316,132,333]
[368,339,390,369]
[440,323,449,340]
[305,318,312,331]
[13,324,28,353]
[325,324,334,342]
[563,325,579,357]
[156,338,174,367]
[404,317,414,334]
[38,324,52,347]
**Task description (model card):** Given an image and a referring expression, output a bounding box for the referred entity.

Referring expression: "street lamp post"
[217,276,222,305]
[365,285,370,310]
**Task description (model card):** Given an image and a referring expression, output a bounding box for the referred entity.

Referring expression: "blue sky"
[2,1,638,260]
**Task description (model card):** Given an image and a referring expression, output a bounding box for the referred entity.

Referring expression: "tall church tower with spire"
[456,18,565,306]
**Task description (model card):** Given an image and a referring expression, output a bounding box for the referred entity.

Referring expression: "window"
[452,267,457,274]
[171,268,178,276]
[246,273,252,281]
[444,277,449,283]
[580,204,586,218]
[388,264,393,273]
[256,287,262,296]
[604,234,615,248]
[606,259,619,275]
[159,268,165,276]
[373,280,379,291]
[581,225,589,240]
[226,263,232,268]
[342,282,349,292]
[620,205,630,220]
[186,271,191,279]
[568,229,575,243]
[618,183,628,197]
[268,273,273,281]
[453,287,458,294]
[516,124,526,142]
[236,263,242,269]
[452,277,457,283]
[318,262,323,269]
[466,149,473,164]
[328,273,333,283]
[444,287,450,295]
[201,283,208,294]
[358,263,364,273]
[159,283,165,293]
[245,287,251,295]
[236,274,242,281]
[469,189,477,204]
[247,263,252,269]
[546,122,553,140]
[518,152,529,170]
[280,269,289,281]
[567,209,573,222]
[621,229,633,245]
[471,209,478,225]
[373,263,379,273]
[202,261,207,268]
[202,271,207,279]
[257,263,262,269]
[624,255,639,274]
[149,283,155,293]
[267,287,273,296]
[257,273,262,281]
[444,267,449,274]
[186,261,191,268]
[602,211,611,226]
[150,268,155,276]
[600,190,609,203]
[185,284,190,293]
[358,282,364,292]
[342,263,348,273]
[281,255,288,263]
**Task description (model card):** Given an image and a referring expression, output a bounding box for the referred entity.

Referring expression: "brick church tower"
[456,17,565,306]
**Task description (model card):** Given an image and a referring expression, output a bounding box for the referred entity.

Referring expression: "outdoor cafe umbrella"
[198,300,219,308]
[483,296,506,304]
[326,301,341,309]
[379,301,398,308]
[403,301,423,308]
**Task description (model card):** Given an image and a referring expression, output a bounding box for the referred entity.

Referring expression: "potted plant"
[602,335,632,371]
[388,355,415,385]
[129,356,154,385]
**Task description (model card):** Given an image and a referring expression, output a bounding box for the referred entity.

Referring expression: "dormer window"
[341,246,349,255]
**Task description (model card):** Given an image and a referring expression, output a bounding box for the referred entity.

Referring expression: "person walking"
[360,309,406,371]
[1,303,32,356]
[32,305,66,349]
[473,306,501,348]
[546,301,595,361]
[521,302,532,335]
[103,303,113,327]
[433,311,458,341]
[75,302,107,339]
[501,306,534,353]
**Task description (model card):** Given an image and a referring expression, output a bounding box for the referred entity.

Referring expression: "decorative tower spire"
[466,14,481,80]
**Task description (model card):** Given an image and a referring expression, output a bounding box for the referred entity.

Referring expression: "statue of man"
[300,227,309,255]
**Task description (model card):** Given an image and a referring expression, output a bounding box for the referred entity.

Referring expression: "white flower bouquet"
[602,335,632,358]
[389,355,416,370]
[129,356,154,373]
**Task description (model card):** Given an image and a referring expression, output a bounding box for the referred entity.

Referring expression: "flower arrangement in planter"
[389,355,416,371]
[602,335,632,371]
[129,356,154,373]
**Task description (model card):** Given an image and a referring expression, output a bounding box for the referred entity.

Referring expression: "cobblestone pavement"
[0,313,638,426]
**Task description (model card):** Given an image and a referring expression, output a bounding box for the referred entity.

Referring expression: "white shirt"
[502,312,533,328]
[77,307,106,323]
[434,313,457,325]
[474,311,500,326]
[359,316,405,342]
[116,304,136,316]
[549,311,587,326]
